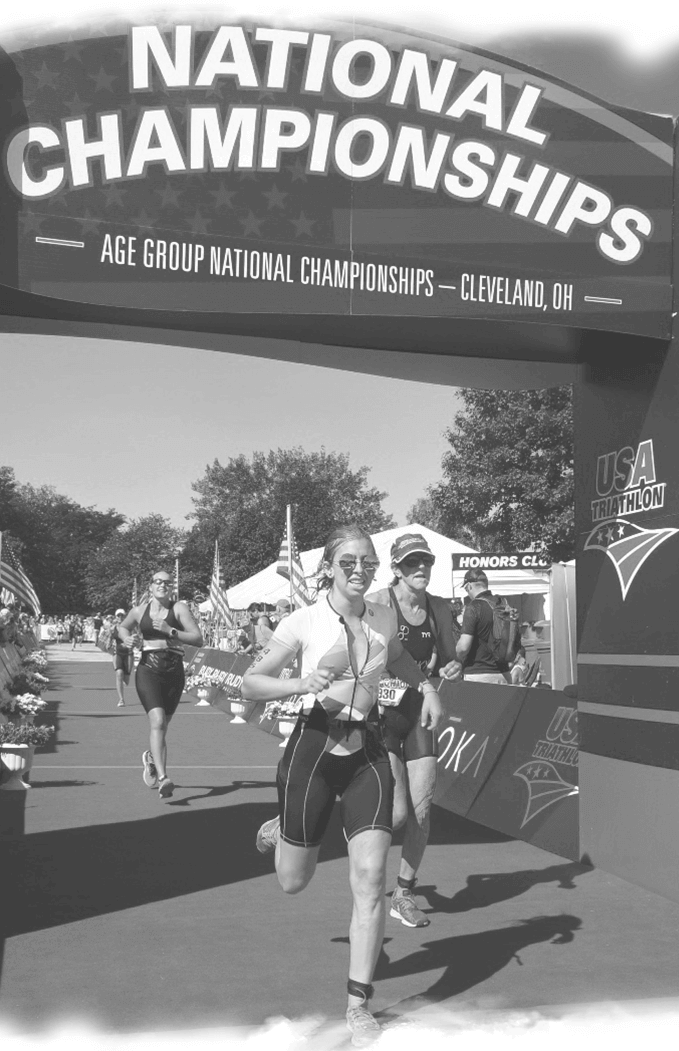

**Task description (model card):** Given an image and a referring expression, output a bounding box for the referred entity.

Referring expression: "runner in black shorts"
[116,570,203,800]
[242,524,443,1046]
[369,533,461,929]
[112,608,134,707]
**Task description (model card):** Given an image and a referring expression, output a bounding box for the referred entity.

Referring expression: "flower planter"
[194,687,211,707]
[0,744,35,791]
[277,718,297,747]
[230,700,247,724]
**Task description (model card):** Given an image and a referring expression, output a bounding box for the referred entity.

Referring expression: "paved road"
[2,650,679,1040]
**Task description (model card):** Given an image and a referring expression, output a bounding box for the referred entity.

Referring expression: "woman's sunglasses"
[398,554,435,569]
[334,558,380,573]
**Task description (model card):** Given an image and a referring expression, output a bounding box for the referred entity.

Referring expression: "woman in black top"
[117,570,203,799]
[369,533,461,929]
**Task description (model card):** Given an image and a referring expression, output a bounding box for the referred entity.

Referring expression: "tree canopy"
[183,447,394,587]
[84,514,186,611]
[412,388,574,562]
[0,468,124,612]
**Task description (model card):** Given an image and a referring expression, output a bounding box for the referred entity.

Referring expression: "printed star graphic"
[101,184,127,209]
[65,93,89,117]
[262,183,288,210]
[286,158,308,182]
[90,67,117,93]
[133,209,154,230]
[210,185,237,209]
[201,82,224,100]
[159,184,182,208]
[20,212,46,235]
[187,209,210,235]
[62,41,85,63]
[291,211,315,237]
[596,530,604,543]
[618,524,626,537]
[48,187,70,211]
[239,210,264,236]
[76,210,101,236]
[606,526,615,542]
[33,62,60,91]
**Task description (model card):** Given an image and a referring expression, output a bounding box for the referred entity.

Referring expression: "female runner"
[116,570,203,799]
[241,525,443,1046]
[368,533,462,929]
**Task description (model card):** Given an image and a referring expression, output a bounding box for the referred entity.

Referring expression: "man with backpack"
[456,568,519,683]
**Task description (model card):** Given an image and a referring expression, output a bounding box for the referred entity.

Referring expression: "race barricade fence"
[181,645,580,861]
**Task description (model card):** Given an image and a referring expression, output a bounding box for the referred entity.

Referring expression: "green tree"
[417,388,574,562]
[84,514,186,611]
[183,447,393,588]
[1,471,124,612]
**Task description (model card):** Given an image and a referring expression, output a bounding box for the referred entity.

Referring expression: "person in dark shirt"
[456,568,512,684]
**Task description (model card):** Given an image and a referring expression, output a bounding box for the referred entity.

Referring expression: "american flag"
[209,541,234,628]
[0,534,42,616]
[276,516,313,607]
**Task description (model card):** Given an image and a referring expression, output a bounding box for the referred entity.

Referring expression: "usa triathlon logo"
[584,518,677,600]
[586,439,678,600]
[514,762,578,827]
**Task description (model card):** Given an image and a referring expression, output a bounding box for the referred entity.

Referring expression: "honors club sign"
[0,18,674,335]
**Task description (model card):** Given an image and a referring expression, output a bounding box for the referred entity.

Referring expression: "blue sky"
[0,334,463,529]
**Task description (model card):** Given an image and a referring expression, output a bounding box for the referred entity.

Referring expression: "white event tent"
[223,524,551,610]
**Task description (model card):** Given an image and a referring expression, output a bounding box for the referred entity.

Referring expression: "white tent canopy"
[223,524,550,609]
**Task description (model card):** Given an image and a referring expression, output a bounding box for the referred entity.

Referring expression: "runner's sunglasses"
[334,558,380,573]
[398,554,436,568]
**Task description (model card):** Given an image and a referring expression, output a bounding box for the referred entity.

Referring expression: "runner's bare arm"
[242,639,334,701]
[116,607,139,646]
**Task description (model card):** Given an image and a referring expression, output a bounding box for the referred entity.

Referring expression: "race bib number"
[378,677,408,707]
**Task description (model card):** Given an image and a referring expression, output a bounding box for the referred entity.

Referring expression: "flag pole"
[175,556,180,602]
[286,504,294,610]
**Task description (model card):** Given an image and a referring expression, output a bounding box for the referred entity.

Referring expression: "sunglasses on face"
[399,554,435,568]
[334,558,380,573]
[152,579,171,587]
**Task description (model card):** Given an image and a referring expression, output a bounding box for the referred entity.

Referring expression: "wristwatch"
[169,628,179,639]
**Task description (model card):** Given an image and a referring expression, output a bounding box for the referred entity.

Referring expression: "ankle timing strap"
[347,979,374,1003]
[397,876,417,890]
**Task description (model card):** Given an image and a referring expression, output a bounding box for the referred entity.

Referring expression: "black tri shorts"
[380,687,439,763]
[277,701,394,848]
[135,649,185,717]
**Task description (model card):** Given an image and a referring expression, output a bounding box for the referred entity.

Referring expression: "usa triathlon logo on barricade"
[514,705,578,828]
[584,438,677,599]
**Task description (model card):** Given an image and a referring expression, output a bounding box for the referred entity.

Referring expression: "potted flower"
[0,722,54,791]
[22,651,48,670]
[260,698,303,746]
[8,670,49,696]
[0,692,48,724]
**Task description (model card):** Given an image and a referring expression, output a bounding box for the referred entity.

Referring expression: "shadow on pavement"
[419,861,593,914]
[1,794,333,943]
[375,914,582,1012]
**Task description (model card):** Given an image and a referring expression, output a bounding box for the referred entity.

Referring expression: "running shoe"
[389,885,431,928]
[142,750,158,788]
[158,776,175,799]
[256,815,280,854]
[346,1005,382,1047]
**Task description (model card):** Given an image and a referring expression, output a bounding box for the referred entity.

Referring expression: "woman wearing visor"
[116,570,203,799]
[369,533,462,929]
[242,524,442,1046]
